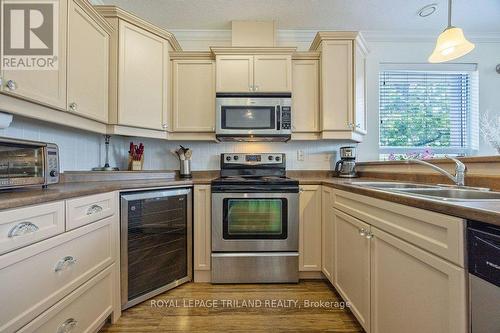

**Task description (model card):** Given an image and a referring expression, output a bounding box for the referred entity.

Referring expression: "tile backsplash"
[0,116,352,172]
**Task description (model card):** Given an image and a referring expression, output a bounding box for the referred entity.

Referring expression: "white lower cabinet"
[18,264,115,333]
[332,208,371,332]
[299,185,322,271]
[321,186,334,283]
[370,226,467,333]
[193,185,211,282]
[327,187,467,333]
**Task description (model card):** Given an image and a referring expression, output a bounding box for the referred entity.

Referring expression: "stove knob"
[234,156,239,161]
[268,156,274,161]
[226,156,231,161]
[50,170,58,177]
[275,156,281,162]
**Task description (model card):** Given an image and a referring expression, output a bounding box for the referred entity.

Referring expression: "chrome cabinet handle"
[299,187,304,193]
[54,256,77,272]
[359,228,367,237]
[8,222,39,238]
[57,318,78,333]
[86,204,103,215]
[365,232,374,239]
[6,80,17,91]
[69,102,78,111]
[254,85,259,91]
[355,123,361,128]
[162,123,168,129]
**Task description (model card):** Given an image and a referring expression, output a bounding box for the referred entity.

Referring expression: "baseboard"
[299,271,325,279]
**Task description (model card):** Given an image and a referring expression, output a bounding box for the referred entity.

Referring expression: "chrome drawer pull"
[57,318,78,333]
[54,256,77,272]
[359,228,367,237]
[365,232,374,240]
[8,222,39,238]
[86,204,103,215]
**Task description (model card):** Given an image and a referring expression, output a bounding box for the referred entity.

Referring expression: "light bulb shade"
[428,27,475,63]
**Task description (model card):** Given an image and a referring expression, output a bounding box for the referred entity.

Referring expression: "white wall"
[1,31,498,171]
[357,38,500,161]
[0,116,344,171]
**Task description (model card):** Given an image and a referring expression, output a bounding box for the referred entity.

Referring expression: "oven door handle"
[276,106,281,130]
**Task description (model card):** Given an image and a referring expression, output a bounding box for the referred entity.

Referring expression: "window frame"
[378,63,479,158]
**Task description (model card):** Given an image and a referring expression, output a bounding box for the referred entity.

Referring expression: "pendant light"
[428,0,475,63]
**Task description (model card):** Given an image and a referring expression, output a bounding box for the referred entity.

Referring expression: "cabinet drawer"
[66,192,116,230]
[18,265,114,333]
[332,189,464,266]
[0,201,65,255]
[0,217,115,333]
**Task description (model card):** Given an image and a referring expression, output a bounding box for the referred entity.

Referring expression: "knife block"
[128,156,144,171]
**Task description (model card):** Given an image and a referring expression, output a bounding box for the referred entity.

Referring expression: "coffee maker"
[334,146,357,178]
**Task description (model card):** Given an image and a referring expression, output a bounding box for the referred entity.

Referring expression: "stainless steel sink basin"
[394,188,500,201]
[353,182,441,189]
[352,181,500,201]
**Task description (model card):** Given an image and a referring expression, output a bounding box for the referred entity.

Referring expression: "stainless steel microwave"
[0,137,60,189]
[215,93,292,142]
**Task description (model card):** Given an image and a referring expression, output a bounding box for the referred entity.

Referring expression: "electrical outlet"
[297,150,305,161]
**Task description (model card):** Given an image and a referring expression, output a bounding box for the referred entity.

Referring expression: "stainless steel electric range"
[211,153,299,283]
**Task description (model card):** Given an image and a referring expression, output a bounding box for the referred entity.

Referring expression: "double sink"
[352,182,500,202]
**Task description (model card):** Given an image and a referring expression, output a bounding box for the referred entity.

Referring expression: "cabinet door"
[353,44,367,134]
[370,226,467,333]
[299,185,322,271]
[67,0,109,122]
[254,55,292,92]
[333,208,371,332]
[118,20,168,130]
[292,60,319,132]
[320,40,353,131]
[321,186,334,283]
[194,185,211,271]
[1,0,67,110]
[172,60,215,132]
[216,55,253,92]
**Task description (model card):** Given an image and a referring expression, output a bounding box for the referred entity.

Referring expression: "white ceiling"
[98,0,500,33]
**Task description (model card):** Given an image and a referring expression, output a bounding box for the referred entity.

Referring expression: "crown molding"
[168,29,500,49]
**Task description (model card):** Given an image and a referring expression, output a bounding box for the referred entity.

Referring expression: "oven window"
[223,198,287,239]
[0,145,44,181]
[221,106,275,130]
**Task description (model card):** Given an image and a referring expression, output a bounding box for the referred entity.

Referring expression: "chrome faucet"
[409,155,467,187]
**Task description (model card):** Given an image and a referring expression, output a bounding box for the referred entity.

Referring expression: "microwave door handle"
[276,106,281,130]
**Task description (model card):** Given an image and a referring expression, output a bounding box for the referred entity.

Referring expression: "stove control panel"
[222,153,285,165]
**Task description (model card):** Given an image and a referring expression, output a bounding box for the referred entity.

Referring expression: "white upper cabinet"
[96,6,181,134]
[292,59,319,133]
[67,0,111,123]
[172,60,215,132]
[310,32,368,142]
[216,55,254,93]
[0,0,68,110]
[214,49,294,93]
[117,20,168,130]
[253,55,292,92]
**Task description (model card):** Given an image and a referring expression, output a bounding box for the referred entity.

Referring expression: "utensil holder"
[180,160,192,178]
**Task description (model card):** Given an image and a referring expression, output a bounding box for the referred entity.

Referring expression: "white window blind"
[379,70,474,155]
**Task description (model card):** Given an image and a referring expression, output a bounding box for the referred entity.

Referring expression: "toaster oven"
[0,137,60,189]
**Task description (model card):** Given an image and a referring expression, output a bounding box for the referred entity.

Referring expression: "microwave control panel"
[280,106,291,130]
[46,143,60,185]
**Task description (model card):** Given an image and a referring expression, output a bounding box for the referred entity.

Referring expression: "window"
[379,64,478,159]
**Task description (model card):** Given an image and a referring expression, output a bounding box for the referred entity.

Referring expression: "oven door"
[212,192,299,252]
[0,140,46,188]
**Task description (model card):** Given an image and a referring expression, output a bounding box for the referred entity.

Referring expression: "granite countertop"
[0,173,498,226]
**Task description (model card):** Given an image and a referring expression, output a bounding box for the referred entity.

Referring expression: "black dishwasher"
[120,188,192,309]
[467,220,500,333]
